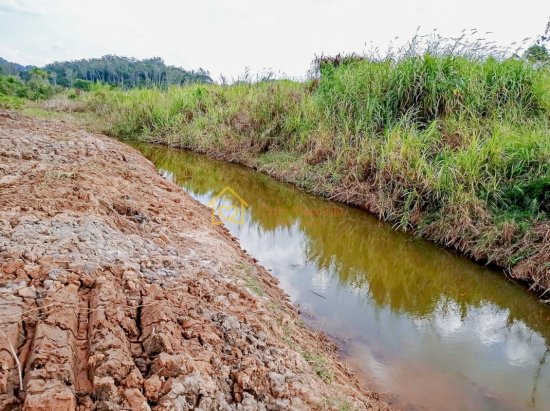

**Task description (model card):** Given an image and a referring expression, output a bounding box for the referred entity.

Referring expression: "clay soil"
[0,111,389,410]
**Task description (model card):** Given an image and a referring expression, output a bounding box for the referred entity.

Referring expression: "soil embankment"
[0,111,389,410]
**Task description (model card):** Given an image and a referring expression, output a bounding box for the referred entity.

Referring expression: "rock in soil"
[0,111,390,410]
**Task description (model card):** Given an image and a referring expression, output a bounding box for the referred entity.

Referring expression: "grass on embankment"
[49,50,550,295]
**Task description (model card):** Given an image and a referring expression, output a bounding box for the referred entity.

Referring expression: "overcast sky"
[0,0,548,79]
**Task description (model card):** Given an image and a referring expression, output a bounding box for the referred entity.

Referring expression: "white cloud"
[0,0,549,78]
[0,43,43,65]
[0,0,48,15]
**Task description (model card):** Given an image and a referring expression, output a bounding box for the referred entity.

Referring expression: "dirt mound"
[0,112,389,410]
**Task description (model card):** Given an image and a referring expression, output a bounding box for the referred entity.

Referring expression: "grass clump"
[238,262,265,296]
[302,351,333,383]
[50,35,550,292]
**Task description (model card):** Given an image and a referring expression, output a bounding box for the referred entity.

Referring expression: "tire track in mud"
[0,273,283,410]
[24,283,79,410]
[0,293,24,409]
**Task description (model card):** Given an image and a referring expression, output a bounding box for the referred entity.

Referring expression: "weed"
[321,398,355,411]
[302,350,333,383]
[239,262,265,296]
[43,170,76,181]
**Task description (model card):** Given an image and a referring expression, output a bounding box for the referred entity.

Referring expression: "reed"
[74,36,550,292]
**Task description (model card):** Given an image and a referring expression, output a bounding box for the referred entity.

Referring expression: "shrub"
[74,79,92,91]
[0,94,24,109]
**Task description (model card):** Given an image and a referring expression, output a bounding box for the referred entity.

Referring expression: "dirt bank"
[0,111,389,410]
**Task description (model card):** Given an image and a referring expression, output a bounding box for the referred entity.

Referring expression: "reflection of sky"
[414,300,548,367]
[163,166,550,411]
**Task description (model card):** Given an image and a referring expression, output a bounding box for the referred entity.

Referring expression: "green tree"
[524,17,550,64]
[73,78,92,91]
[64,68,76,87]
[524,44,550,63]
[44,56,212,89]
[28,68,54,99]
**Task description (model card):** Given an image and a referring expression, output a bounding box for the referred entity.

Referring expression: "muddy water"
[135,143,550,411]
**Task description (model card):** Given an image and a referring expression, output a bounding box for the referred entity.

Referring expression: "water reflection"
[135,143,550,411]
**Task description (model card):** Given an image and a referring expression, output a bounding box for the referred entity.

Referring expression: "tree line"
[0,55,213,89]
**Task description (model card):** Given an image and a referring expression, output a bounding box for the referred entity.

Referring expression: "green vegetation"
[302,351,333,383]
[524,44,550,64]
[0,54,213,109]
[524,19,550,65]
[0,68,55,108]
[8,34,550,293]
[0,57,30,76]
[0,55,212,99]
[72,39,549,292]
[44,55,212,88]
[239,262,265,296]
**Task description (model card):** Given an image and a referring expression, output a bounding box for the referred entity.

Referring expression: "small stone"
[214,295,229,307]
[43,279,55,290]
[123,388,150,411]
[81,274,95,288]
[17,286,36,299]
[93,376,118,401]
[269,372,288,398]
[125,368,143,388]
[144,375,162,401]
[221,315,240,332]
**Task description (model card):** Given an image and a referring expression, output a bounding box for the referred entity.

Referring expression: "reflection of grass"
[72,48,550,294]
[132,141,550,346]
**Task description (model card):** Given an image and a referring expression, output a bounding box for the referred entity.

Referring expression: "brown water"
[135,143,550,411]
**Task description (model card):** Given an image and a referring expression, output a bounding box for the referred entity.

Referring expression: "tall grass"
[76,38,550,291]
[315,56,547,134]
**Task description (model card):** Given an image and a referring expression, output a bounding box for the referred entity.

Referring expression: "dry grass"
[42,37,550,294]
[41,95,86,113]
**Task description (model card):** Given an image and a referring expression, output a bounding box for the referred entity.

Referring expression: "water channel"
[135,143,550,411]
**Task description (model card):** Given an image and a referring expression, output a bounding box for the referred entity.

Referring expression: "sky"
[0,0,548,80]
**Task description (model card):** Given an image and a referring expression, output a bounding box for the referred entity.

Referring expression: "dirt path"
[0,111,389,410]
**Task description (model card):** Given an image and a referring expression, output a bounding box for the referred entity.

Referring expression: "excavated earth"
[0,111,389,410]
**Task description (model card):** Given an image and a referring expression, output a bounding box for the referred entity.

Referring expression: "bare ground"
[0,112,389,410]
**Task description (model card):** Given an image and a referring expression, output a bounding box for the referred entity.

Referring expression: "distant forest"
[0,55,213,88]
[0,57,31,76]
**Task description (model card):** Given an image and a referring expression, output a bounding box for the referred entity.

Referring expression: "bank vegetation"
[22,37,550,296]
